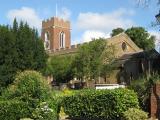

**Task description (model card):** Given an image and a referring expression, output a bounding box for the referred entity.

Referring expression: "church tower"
[41,17,71,51]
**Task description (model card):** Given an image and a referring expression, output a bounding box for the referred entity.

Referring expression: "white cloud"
[57,7,71,20]
[74,8,135,43]
[76,8,135,31]
[7,7,42,29]
[82,30,110,42]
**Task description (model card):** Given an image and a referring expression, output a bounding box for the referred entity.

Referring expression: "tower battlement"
[42,17,70,29]
[41,16,71,51]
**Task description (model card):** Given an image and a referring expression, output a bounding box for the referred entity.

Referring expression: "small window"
[122,42,127,51]
[44,32,50,50]
[59,32,65,48]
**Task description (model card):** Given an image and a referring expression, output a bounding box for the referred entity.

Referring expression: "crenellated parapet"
[42,17,70,29]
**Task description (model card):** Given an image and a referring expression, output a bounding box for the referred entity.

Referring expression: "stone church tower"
[41,17,71,51]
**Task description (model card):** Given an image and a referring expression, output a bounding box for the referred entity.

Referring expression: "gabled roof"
[107,32,142,52]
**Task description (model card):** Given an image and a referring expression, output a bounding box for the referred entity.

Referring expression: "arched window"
[44,32,50,50]
[59,32,65,48]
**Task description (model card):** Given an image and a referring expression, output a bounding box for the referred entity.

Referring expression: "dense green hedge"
[122,108,148,120]
[61,88,139,120]
[0,100,31,120]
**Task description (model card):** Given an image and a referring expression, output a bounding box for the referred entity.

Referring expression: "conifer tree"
[0,19,47,92]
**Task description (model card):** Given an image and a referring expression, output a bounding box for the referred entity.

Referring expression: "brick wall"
[41,17,71,51]
[150,83,160,119]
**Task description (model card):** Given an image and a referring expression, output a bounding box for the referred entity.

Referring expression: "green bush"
[61,88,139,120]
[122,108,148,120]
[32,102,58,120]
[0,100,31,120]
[1,70,58,119]
[20,118,33,120]
[2,70,52,102]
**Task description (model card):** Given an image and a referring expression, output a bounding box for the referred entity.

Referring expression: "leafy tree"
[46,55,74,83]
[100,44,116,81]
[0,19,47,92]
[73,38,116,81]
[111,27,124,37]
[125,27,155,50]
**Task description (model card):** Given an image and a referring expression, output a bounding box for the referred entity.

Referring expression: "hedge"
[122,108,148,120]
[0,100,31,120]
[61,88,139,120]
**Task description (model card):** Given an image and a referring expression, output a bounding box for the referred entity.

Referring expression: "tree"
[0,19,47,92]
[0,25,17,92]
[73,38,116,81]
[111,28,124,37]
[125,27,155,50]
[46,55,74,83]
[136,0,160,5]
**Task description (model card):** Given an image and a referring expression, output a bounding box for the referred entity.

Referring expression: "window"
[44,32,50,50]
[122,42,127,51]
[59,32,65,48]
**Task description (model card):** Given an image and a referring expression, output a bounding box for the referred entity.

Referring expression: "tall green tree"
[0,19,47,92]
[111,28,124,37]
[0,26,17,91]
[73,38,116,81]
[46,55,74,83]
[125,27,155,50]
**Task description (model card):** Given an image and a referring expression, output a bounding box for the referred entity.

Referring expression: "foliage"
[0,25,17,92]
[32,102,57,120]
[111,27,124,37]
[129,74,160,112]
[73,38,115,81]
[61,88,139,120]
[125,27,155,50]
[111,27,155,50]
[136,0,160,6]
[46,55,74,83]
[2,70,52,103]
[20,118,33,120]
[122,108,148,120]
[1,70,60,119]
[0,100,31,120]
[0,19,47,92]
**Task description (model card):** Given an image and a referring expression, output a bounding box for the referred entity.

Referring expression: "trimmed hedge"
[0,100,31,120]
[122,108,148,120]
[61,88,139,120]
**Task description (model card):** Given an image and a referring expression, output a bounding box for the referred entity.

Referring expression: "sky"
[0,0,160,48]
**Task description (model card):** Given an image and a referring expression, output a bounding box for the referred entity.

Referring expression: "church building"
[41,17,160,86]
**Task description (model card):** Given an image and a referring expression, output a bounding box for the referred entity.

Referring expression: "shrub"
[61,88,139,120]
[122,108,148,120]
[2,70,52,103]
[0,100,31,120]
[32,102,58,120]
[129,74,160,112]
[20,118,33,120]
[1,70,55,119]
